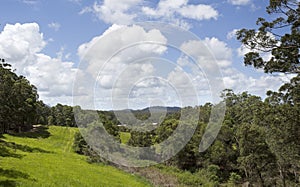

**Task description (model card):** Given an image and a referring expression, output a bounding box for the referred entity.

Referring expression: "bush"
[227,172,242,186]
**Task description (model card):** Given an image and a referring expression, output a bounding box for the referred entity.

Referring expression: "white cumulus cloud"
[177,4,218,20]
[75,24,168,109]
[222,68,295,97]
[0,23,76,106]
[142,0,218,20]
[80,0,142,25]
[180,37,232,71]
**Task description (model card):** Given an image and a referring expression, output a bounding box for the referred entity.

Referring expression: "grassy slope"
[120,132,131,144]
[0,126,151,187]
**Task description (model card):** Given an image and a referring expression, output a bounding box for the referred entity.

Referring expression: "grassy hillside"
[0,126,152,187]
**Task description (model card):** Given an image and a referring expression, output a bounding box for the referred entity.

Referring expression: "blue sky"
[0,0,294,109]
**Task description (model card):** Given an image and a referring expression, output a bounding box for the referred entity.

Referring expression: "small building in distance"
[117,124,127,127]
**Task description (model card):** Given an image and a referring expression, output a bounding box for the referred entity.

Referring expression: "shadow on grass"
[0,179,17,187]
[0,168,36,187]
[10,125,51,139]
[0,145,23,158]
[0,168,30,179]
[1,141,52,154]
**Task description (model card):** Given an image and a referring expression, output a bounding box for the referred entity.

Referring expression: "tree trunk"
[0,123,3,134]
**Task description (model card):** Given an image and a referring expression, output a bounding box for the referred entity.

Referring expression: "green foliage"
[73,131,88,155]
[174,168,219,187]
[218,89,300,186]
[0,63,43,133]
[62,90,300,186]
[228,172,242,185]
[262,102,300,186]
[48,104,75,127]
[236,1,300,186]
[150,164,219,187]
[236,0,300,74]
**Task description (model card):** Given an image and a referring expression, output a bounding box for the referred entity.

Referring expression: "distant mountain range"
[111,106,181,113]
[140,106,181,113]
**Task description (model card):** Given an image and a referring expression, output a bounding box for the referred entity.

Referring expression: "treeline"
[35,103,76,128]
[47,104,75,127]
[0,62,76,133]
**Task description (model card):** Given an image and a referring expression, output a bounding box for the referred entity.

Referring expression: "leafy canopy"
[237,0,300,74]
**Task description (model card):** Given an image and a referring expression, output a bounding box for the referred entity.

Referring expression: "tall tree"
[265,89,300,186]
[0,63,16,133]
[11,76,38,131]
[237,1,300,185]
[48,104,75,127]
[237,0,300,74]
[0,62,39,133]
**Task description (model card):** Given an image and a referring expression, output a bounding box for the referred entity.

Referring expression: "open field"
[0,126,152,187]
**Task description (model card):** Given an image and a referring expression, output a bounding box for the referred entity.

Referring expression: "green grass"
[0,126,152,187]
[120,132,131,144]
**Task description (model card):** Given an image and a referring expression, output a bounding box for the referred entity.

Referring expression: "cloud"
[68,0,82,4]
[0,23,76,106]
[22,0,39,5]
[180,37,232,71]
[166,66,200,106]
[75,24,168,109]
[78,24,167,77]
[175,38,232,103]
[176,37,293,104]
[26,54,77,97]
[56,46,71,60]
[0,22,292,109]
[237,44,272,62]
[143,38,225,105]
[177,36,293,99]
[227,29,239,39]
[80,0,142,25]
[80,0,218,30]
[142,0,218,20]
[177,5,218,20]
[141,0,218,29]
[48,22,61,31]
[0,23,46,68]
[203,37,232,67]
[222,68,295,97]
[228,0,251,6]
